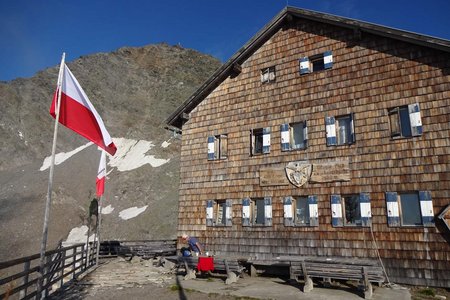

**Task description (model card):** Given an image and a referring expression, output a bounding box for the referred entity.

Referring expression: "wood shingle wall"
[177,19,450,287]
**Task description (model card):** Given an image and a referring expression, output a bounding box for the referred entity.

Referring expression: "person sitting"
[181,233,203,256]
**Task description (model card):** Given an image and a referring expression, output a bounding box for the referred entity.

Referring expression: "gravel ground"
[46,257,413,300]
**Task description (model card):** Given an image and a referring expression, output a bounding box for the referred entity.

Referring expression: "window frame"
[341,194,363,226]
[386,191,434,227]
[206,199,232,227]
[208,134,228,161]
[294,196,310,226]
[388,105,421,139]
[250,127,270,156]
[242,197,272,227]
[260,66,276,83]
[281,121,308,151]
[325,114,355,146]
[336,115,352,145]
[299,51,333,75]
[331,193,371,227]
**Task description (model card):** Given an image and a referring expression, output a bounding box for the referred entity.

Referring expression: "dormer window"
[261,66,276,83]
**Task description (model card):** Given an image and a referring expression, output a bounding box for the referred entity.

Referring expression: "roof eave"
[166,6,450,131]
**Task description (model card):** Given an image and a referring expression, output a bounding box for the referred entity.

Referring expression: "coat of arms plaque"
[285,161,312,187]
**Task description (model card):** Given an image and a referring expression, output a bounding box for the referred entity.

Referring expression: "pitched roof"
[166,6,450,130]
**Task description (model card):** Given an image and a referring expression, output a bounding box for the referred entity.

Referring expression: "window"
[280,122,308,151]
[251,127,270,155]
[242,197,272,226]
[331,193,371,227]
[300,51,333,74]
[342,195,362,226]
[206,200,232,226]
[207,134,228,160]
[283,196,318,227]
[385,191,434,227]
[388,103,423,138]
[325,114,355,146]
[261,66,276,83]
[295,197,309,225]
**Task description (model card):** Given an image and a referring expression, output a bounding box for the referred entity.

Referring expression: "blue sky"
[1,0,449,81]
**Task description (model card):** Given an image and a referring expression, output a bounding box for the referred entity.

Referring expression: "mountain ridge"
[0,43,221,261]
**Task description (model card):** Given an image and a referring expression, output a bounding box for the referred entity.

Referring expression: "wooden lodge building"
[166,7,450,287]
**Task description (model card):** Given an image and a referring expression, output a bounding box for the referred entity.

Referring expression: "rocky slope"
[0,43,221,261]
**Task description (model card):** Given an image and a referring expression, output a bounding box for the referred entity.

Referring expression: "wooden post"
[72,246,77,280]
[19,261,30,299]
[60,249,66,289]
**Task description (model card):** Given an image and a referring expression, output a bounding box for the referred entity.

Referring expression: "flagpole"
[37,52,65,297]
[95,152,106,266]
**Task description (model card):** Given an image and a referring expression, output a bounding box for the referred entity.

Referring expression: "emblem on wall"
[285,161,312,187]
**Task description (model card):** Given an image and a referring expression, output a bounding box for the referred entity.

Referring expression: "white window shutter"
[419,191,434,226]
[325,116,337,146]
[308,195,318,226]
[303,121,308,148]
[360,193,372,227]
[324,51,333,69]
[280,124,290,151]
[225,199,233,226]
[207,136,215,160]
[206,200,214,226]
[284,196,294,227]
[385,192,400,227]
[331,194,343,227]
[263,127,271,153]
[350,113,356,143]
[408,103,423,136]
[299,57,310,74]
[264,197,272,226]
[242,198,251,227]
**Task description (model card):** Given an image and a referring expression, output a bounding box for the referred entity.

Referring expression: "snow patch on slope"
[101,205,114,215]
[40,142,93,171]
[39,138,169,172]
[108,138,169,171]
[63,225,95,245]
[119,206,148,220]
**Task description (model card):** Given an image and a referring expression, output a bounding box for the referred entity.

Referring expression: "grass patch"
[169,285,180,291]
[417,288,435,297]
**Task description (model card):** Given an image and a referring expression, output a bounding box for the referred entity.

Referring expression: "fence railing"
[0,242,97,300]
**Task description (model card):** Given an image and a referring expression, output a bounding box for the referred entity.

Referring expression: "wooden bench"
[178,256,245,284]
[248,256,385,299]
[289,259,385,299]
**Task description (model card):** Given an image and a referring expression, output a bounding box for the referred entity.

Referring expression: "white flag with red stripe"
[50,64,117,156]
[96,151,106,197]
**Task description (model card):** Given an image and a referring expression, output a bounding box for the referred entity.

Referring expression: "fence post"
[60,248,66,289]
[19,261,30,299]
[72,246,76,280]
[42,255,51,298]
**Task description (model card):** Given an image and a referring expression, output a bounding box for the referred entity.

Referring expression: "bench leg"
[183,261,196,280]
[303,276,313,293]
[250,264,257,277]
[361,267,373,299]
[301,262,313,293]
[225,272,238,285]
[364,282,373,300]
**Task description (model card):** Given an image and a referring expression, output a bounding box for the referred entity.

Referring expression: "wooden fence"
[0,242,97,300]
